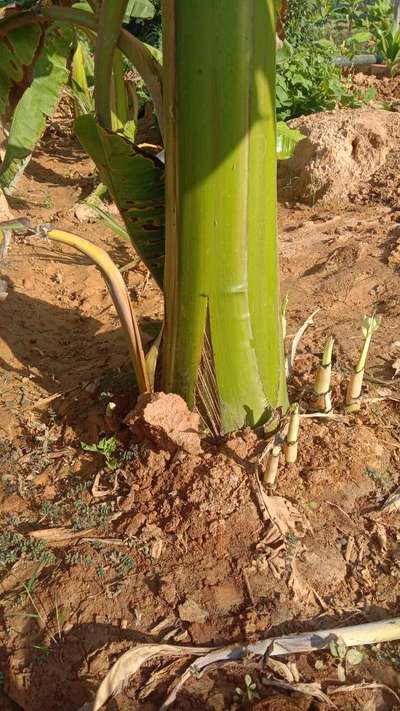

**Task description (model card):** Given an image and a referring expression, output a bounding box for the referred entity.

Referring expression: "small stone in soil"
[178,598,209,624]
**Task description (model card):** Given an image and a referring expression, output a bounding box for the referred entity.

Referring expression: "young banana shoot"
[263,444,282,486]
[284,403,300,464]
[310,336,334,413]
[346,314,381,413]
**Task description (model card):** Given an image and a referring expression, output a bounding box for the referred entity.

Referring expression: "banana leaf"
[86,201,130,241]
[124,0,155,20]
[72,0,155,20]
[156,126,304,165]
[276,121,304,160]
[75,113,164,288]
[0,24,73,192]
[0,23,41,117]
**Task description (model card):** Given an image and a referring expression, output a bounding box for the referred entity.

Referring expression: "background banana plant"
[0,0,295,433]
[0,0,160,194]
[0,23,72,192]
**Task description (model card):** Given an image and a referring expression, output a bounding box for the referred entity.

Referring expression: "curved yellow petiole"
[47,229,150,393]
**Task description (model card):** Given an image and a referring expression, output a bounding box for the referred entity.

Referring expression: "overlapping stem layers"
[162,0,288,432]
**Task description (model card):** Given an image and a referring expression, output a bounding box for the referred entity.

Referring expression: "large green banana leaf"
[75,114,165,288]
[0,23,41,117]
[0,24,72,192]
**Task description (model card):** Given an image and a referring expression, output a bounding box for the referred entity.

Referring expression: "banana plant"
[0,0,289,434]
[161,0,288,432]
[0,0,161,194]
[375,22,400,74]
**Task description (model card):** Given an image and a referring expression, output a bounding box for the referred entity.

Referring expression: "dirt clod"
[178,598,209,624]
[125,391,202,454]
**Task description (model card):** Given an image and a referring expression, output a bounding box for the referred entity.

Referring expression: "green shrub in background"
[276,0,393,121]
[276,39,374,120]
[285,0,320,46]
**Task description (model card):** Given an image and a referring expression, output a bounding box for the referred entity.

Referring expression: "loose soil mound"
[3,415,400,711]
[278,109,400,206]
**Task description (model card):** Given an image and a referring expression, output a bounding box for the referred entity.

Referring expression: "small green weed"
[190,664,202,679]
[105,548,134,576]
[286,531,298,546]
[372,645,400,671]
[32,644,53,665]
[0,531,55,572]
[329,636,363,680]
[64,479,91,500]
[65,551,96,567]
[72,500,114,530]
[235,675,259,703]
[65,545,134,577]
[365,465,392,491]
[81,436,138,470]
[365,465,383,483]
[39,501,62,525]
[42,195,54,209]
[81,436,123,470]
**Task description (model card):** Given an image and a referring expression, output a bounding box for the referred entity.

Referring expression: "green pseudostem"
[161,0,288,433]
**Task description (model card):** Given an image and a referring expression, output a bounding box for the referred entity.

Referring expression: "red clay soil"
[1,95,400,710]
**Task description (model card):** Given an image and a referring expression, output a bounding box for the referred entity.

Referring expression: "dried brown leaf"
[29,527,96,545]
[139,658,188,700]
[392,358,400,379]
[263,495,311,540]
[382,487,400,513]
[329,681,400,704]
[375,523,387,552]
[261,678,334,706]
[289,559,310,600]
[0,277,8,301]
[287,309,320,376]
[0,560,43,595]
[79,643,212,711]
[91,471,119,499]
[388,241,400,267]
[265,659,297,683]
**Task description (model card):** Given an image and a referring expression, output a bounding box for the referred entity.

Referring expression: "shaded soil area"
[1,92,400,710]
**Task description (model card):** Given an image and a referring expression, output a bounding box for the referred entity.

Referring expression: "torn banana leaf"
[0,22,41,117]
[0,24,73,192]
[75,114,165,288]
